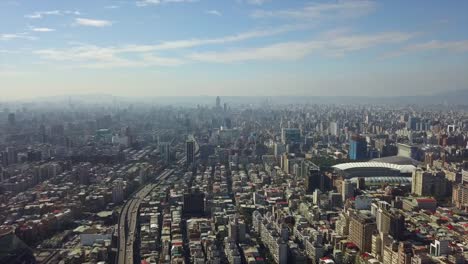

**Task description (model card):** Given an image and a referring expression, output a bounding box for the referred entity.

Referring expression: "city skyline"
[1,0,468,99]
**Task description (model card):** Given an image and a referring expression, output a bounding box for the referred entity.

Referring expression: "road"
[117,169,174,264]
[116,140,198,264]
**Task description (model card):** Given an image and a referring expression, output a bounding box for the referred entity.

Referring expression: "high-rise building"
[186,139,195,165]
[281,128,301,144]
[349,211,377,253]
[329,192,343,208]
[447,124,456,133]
[407,116,421,130]
[430,238,450,256]
[6,147,17,165]
[78,164,90,185]
[183,191,205,216]
[7,113,15,126]
[228,216,246,243]
[274,143,286,157]
[341,179,355,202]
[398,242,413,264]
[371,233,382,259]
[389,212,405,241]
[349,135,367,160]
[329,121,339,136]
[216,96,221,109]
[357,177,366,190]
[462,162,468,184]
[0,226,36,264]
[412,168,448,197]
[159,142,171,163]
[1,151,8,167]
[112,178,124,204]
[397,143,421,160]
[377,208,405,241]
[452,183,468,210]
[304,161,321,193]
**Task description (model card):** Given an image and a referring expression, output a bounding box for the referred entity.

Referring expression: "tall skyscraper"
[7,113,15,126]
[406,116,421,130]
[349,211,377,253]
[412,168,448,197]
[112,178,124,204]
[216,96,221,109]
[274,143,286,156]
[329,121,339,136]
[281,128,301,144]
[305,161,321,193]
[159,142,171,163]
[183,191,205,216]
[6,147,17,165]
[228,216,246,243]
[349,135,367,160]
[341,179,355,202]
[430,238,450,256]
[186,139,195,165]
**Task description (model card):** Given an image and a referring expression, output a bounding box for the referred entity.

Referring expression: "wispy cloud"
[116,25,304,52]
[33,26,303,68]
[136,0,198,7]
[189,40,323,63]
[383,40,468,58]
[25,10,80,19]
[206,10,222,16]
[189,31,414,63]
[246,0,271,5]
[30,27,55,32]
[34,30,415,68]
[34,26,299,66]
[35,45,184,68]
[75,18,112,27]
[252,0,375,20]
[1,33,36,41]
[105,5,120,9]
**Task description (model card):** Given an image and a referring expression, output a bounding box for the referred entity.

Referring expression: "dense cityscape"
[0,97,466,264]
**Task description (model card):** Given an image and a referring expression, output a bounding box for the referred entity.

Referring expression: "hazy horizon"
[1,0,468,99]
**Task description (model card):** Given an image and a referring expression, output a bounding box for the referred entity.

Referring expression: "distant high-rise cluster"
[0,100,466,264]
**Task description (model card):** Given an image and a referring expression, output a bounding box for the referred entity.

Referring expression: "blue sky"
[1,0,468,99]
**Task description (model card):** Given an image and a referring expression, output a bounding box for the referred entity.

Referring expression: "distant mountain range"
[9,89,468,106]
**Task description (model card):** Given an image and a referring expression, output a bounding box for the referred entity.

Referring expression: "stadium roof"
[332,162,416,174]
[351,176,412,184]
[371,156,421,166]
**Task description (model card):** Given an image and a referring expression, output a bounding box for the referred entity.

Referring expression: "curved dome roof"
[332,162,416,174]
[371,156,421,166]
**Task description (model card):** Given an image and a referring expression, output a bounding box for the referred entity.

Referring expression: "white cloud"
[33,26,299,68]
[35,45,184,68]
[34,26,298,66]
[136,0,197,7]
[113,25,302,52]
[105,5,120,9]
[75,18,112,27]
[1,33,35,41]
[252,0,375,20]
[246,0,271,5]
[189,40,323,63]
[188,31,414,63]
[383,40,468,58]
[31,27,55,32]
[25,10,80,19]
[327,32,413,52]
[206,10,222,16]
[33,27,416,67]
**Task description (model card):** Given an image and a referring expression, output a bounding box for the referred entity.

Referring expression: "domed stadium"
[332,161,416,179]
